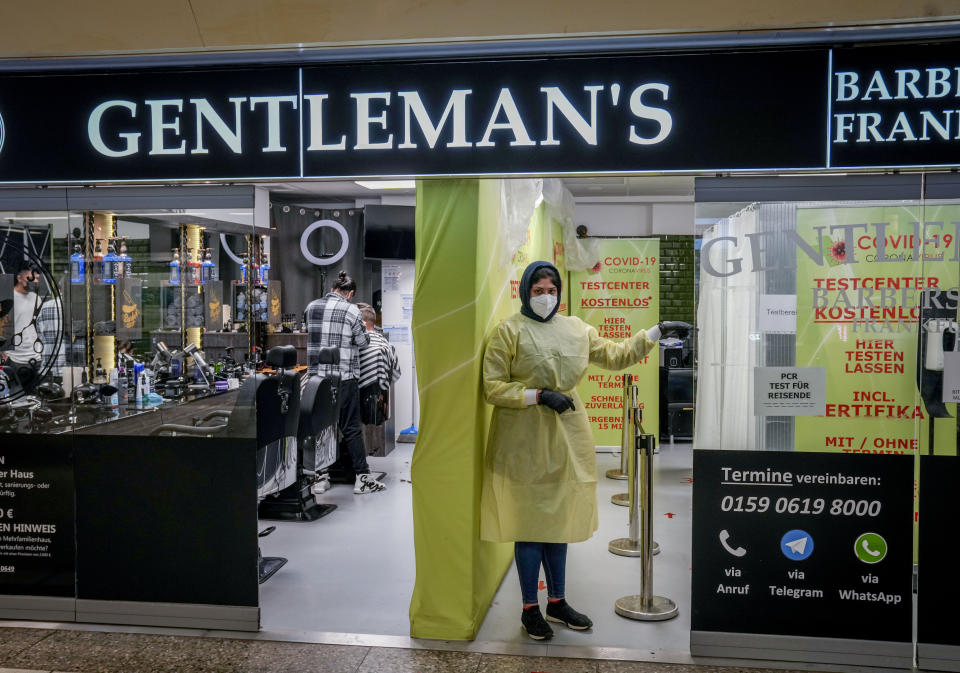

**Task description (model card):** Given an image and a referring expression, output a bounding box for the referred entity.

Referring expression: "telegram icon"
[781,529,814,561]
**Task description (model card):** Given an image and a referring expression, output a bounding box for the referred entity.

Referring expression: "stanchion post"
[609,397,660,557]
[606,374,632,480]
[614,423,678,621]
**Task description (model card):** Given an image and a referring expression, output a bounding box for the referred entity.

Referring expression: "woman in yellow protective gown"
[481,260,663,640]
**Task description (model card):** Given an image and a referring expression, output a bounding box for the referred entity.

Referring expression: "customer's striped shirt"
[358,330,401,391]
[305,292,369,380]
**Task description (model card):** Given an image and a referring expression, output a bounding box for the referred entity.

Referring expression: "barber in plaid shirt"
[305,270,386,495]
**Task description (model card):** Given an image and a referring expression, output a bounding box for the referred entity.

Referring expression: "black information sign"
[0,435,75,597]
[692,450,913,643]
[918,455,960,667]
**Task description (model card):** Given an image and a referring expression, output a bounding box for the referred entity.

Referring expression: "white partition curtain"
[694,206,761,450]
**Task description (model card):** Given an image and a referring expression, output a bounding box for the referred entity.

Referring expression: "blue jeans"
[514,541,567,605]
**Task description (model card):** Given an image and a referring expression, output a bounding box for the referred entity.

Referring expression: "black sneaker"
[520,605,554,640]
[545,599,593,630]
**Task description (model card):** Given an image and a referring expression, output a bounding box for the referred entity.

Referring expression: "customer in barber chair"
[357,305,401,427]
[305,271,386,495]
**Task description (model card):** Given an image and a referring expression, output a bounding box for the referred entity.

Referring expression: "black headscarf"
[519,260,562,323]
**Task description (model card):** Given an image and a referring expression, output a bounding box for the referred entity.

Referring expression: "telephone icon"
[854,532,887,564]
[719,529,746,557]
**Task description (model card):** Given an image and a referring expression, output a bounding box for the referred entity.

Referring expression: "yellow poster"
[571,240,660,445]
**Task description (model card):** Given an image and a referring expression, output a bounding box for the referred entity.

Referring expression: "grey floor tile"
[237,641,369,673]
[480,653,599,673]
[9,630,255,673]
[600,665,807,673]
[0,629,56,665]
[358,647,482,673]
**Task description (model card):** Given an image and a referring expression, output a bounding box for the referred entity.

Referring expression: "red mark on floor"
[682,477,692,483]
[664,512,676,518]
[538,580,546,591]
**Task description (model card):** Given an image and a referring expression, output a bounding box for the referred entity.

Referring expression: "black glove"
[658,321,693,339]
[538,389,576,414]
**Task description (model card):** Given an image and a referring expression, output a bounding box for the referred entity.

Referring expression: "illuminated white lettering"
[190,97,245,154]
[476,88,536,147]
[249,95,298,152]
[88,100,140,157]
[861,72,892,101]
[895,69,922,99]
[835,72,860,102]
[351,92,394,150]
[539,85,603,146]
[397,90,473,149]
[304,94,347,151]
[628,83,672,145]
[857,113,886,143]
[834,113,856,143]
[146,99,186,156]
[886,111,917,141]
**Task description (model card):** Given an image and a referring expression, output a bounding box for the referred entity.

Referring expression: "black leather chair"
[258,347,342,521]
[150,344,301,582]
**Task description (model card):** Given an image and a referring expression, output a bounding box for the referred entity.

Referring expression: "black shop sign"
[692,450,913,646]
[0,41,957,182]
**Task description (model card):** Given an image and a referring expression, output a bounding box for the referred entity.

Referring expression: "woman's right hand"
[537,389,575,414]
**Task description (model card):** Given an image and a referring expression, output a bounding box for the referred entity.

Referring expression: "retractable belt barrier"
[606,373,675,620]
[609,378,659,556]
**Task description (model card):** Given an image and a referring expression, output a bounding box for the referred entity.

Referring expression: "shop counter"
[0,387,261,630]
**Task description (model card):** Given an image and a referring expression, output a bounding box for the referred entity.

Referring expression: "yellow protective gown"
[480,312,656,543]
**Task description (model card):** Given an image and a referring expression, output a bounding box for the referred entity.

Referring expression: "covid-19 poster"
[571,240,660,447]
[795,205,960,456]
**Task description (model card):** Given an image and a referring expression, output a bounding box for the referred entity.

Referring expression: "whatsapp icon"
[855,532,887,564]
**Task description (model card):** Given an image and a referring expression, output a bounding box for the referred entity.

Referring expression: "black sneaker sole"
[545,614,592,630]
[521,624,553,640]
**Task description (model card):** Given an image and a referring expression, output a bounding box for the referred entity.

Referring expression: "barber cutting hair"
[481,260,685,640]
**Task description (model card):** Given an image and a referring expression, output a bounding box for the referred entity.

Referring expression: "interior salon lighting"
[354,180,416,190]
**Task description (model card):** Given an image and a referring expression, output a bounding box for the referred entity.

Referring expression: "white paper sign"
[384,325,410,344]
[383,264,401,292]
[401,294,414,320]
[759,294,797,334]
[943,352,960,403]
[754,366,826,416]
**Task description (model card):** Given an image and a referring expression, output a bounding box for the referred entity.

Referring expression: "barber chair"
[150,344,300,583]
[258,347,342,522]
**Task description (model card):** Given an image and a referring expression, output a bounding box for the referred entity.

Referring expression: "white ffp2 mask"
[529,294,557,319]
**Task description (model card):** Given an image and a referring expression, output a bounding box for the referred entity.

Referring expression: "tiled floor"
[259,441,694,656]
[0,628,816,673]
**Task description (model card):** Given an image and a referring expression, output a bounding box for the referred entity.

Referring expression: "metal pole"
[606,373,631,480]
[614,427,678,621]
[612,384,636,506]
[609,402,660,557]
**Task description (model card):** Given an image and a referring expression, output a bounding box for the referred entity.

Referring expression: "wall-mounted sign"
[691,449,914,666]
[754,366,826,416]
[830,44,960,169]
[0,42,956,183]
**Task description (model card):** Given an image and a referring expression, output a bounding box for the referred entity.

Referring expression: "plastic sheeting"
[498,179,543,268]
[542,178,600,271]
[694,205,760,450]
